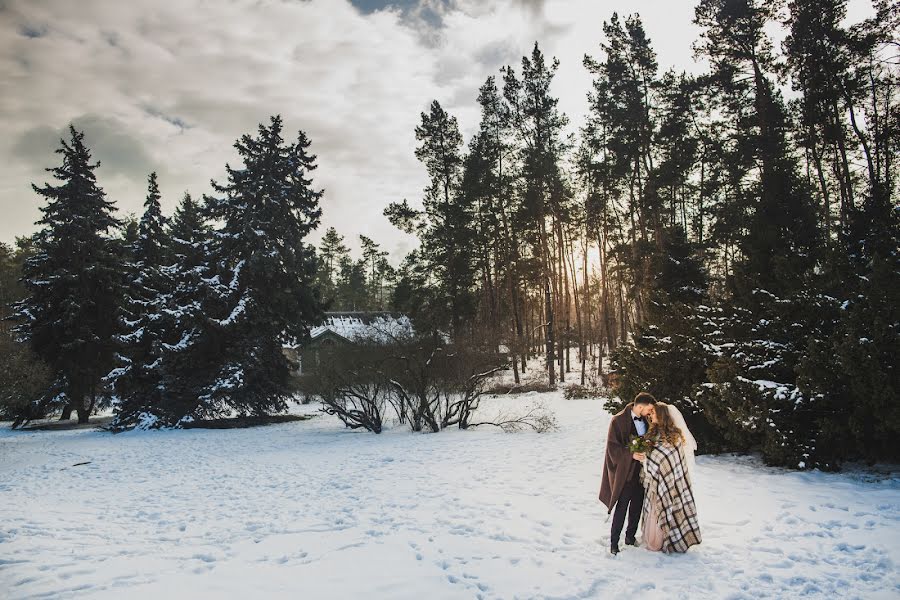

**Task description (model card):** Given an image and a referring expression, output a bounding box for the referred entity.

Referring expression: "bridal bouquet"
[628,435,654,454]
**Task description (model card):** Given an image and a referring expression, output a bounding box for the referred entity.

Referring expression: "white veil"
[663,402,697,484]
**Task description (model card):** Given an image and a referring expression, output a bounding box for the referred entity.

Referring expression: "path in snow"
[1,391,898,599]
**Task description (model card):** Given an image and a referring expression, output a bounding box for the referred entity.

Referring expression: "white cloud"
[0,0,876,260]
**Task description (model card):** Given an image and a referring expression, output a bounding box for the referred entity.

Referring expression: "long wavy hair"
[648,402,684,447]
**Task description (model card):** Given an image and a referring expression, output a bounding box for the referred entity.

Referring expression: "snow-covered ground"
[1,390,898,599]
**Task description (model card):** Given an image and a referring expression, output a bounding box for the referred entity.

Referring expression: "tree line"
[384,0,898,468]
[1,117,326,428]
[314,227,396,312]
[1,0,896,468]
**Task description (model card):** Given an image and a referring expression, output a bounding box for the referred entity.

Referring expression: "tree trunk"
[627,171,645,325]
[617,271,628,344]
[524,290,532,361]
[844,93,876,192]
[544,274,555,387]
[830,98,855,209]
[697,149,705,245]
[508,269,523,384]
[541,220,556,387]
[566,226,585,385]
[809,129,831,245]
[831,143,851,230]
[76,392,93,425]
[561,226,571,376]
[553,215,569,380]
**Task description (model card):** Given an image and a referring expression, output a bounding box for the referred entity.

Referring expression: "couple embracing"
[599,392,702,555]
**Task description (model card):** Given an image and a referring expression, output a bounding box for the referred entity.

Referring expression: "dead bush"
[484,380,555,396]
[562,384,604,400]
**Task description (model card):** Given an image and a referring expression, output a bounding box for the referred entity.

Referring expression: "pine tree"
[14,126,124,424]
[695,0,820,296]
[653,71,700,232]
[470,76,526,377]
[584,14,663,330]
[360,235,388,309]
[199,115,326,417]
[0,241,52,420]
[784,0,855,241]
[503,42,569,384]
[414,100,477,336]
[391,249,435,328]
[374,254,396,310]
[316,227,348,307]
[386,101,477,335]
[335,255,368,311]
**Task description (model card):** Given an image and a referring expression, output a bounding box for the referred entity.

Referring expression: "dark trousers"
[611,470,644,545]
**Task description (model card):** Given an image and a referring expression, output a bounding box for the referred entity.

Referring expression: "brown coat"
[598,403,642,513]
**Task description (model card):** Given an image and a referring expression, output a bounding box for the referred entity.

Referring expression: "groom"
[599,391,657,555]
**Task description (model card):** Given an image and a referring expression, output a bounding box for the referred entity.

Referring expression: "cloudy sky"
[0,0,875,260]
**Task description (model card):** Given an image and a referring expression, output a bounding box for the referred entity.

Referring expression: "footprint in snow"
[834,543,866,552]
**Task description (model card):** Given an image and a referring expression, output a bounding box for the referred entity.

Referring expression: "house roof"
[309,312,413,344]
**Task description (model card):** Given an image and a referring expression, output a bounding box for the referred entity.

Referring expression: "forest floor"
[1,388,898,599]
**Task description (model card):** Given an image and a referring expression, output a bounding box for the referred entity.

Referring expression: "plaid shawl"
[641,442,702,553]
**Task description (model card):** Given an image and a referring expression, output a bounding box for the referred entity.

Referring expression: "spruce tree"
[120,216,139,259]
[0,241,52,420]
[14,126,124,424]
[169,192,207,268]
[108,172,173,426]
[199,115,325,417]
[149,192,219,427]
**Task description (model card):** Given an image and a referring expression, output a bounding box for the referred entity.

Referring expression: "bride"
[639,402,702,553]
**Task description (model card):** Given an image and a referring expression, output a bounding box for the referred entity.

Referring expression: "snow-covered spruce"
[12,126,125,426]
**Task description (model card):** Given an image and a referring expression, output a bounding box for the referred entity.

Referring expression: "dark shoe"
[610,543,620,555]
[625,537,637,546]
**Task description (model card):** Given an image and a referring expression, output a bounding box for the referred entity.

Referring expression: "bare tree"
[304,334,556,435]
[300,343,390,433]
